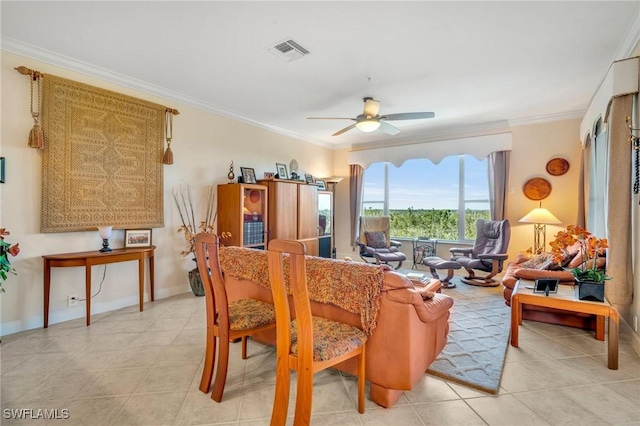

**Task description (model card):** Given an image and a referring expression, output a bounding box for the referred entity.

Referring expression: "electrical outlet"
[634,315,638,332]
[67,295,78,307]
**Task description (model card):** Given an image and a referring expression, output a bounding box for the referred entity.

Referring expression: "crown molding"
[2,38,334,149]
[613,6,640,61]
[507,109,585,127]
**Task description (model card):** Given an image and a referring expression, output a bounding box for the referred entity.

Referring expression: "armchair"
[356,216,406,270]
[450,219,510,287]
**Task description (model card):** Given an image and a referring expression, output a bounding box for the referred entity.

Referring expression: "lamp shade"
[98,226,113,239]
[518,208,561,225]
[356,119,380,132]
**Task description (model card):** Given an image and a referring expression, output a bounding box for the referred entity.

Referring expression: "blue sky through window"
[363,156,489,210]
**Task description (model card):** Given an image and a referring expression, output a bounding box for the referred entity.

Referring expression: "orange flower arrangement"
[549,225,610,282]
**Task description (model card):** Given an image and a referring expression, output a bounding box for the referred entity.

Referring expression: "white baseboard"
[1,284,190,337]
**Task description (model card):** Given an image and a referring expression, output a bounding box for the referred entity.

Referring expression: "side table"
[412,238,437,269]
[510,279,618,369]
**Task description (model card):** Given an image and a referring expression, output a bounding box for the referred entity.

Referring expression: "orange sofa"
[223,269,453,408]
[501,253,601,333]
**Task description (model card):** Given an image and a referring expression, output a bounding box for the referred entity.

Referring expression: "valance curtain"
[347,133,513,168]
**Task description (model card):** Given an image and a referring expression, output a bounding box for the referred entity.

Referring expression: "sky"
[362,156,490,210]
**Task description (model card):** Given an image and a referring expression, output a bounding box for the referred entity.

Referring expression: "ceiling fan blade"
[363,98,380,117]
[307,117,356,121]
[378,121,400,135]
[381,112,435,121]
[332,123,357,136]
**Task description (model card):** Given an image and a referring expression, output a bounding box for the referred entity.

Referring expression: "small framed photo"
[315,179,326,190]
[125,229,152,248]
[304,173,314,184]
[276,163,288,180]
[264,172,275,179]
[0,157,4,184]
[533,278,559,295]
[240,167,257,184]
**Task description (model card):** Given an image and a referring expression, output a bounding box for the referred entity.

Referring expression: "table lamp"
[519,204,560,254]
[98,226,113,252]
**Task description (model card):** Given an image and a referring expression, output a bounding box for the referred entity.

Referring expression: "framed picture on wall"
[125,229,152,248]
[276,163,288,179]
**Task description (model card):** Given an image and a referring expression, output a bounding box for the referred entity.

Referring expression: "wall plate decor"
[546,158,570,176]
[523,177,552,200]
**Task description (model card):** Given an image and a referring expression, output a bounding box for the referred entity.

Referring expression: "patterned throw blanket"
[219,246,388,335]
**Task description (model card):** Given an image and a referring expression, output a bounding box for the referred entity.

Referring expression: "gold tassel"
[28,118,45,149]
[28,74,44,149]
[163,142,174,165]
[163,109,174,165]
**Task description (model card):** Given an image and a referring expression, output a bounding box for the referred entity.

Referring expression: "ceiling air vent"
[268,38,310,62]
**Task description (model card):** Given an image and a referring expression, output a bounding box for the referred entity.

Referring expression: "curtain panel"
[604,94,634,306]
[349,164,364,248]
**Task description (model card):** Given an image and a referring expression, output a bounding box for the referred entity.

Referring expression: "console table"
[42,246,155,328]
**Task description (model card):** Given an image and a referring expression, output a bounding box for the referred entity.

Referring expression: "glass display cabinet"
[217,183,268,248]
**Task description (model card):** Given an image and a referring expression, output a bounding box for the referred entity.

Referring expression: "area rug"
[425,276,511,394]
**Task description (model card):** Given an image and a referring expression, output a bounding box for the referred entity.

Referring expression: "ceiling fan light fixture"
[356,119,380,132]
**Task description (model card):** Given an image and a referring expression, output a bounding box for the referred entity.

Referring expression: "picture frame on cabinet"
[315,179,326,190]
[276,163,288,180]
[264,172,275,179]
[240,167,257,184]
[304,173,314,184]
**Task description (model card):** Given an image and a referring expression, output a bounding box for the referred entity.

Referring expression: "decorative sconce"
[627,116,640,200]
[97,226,113,252]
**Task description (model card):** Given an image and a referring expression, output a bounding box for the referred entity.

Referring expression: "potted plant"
[550,224,610,302]
[0,228,20,293]
[172,184,217,297]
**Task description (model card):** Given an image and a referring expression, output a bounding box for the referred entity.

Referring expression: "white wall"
[0,51,333,335]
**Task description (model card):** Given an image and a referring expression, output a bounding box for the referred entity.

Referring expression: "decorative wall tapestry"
[40,74,166,232]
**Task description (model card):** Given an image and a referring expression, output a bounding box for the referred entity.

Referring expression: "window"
[588,119,607,238]
[361,155,490,241]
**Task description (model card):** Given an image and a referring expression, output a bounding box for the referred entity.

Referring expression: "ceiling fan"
[308,97,435,136]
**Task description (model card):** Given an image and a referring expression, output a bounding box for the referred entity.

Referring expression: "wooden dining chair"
[195,232,276,402]
[267,239,367,425]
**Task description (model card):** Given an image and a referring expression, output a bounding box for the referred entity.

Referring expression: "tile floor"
[2,285,639,425]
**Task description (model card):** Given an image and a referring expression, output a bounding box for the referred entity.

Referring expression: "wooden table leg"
[510,294,520,347]
[595,315,605,341]
[85,265,92,326]
[138,257,144,311]
[44,259,51,328]
[149,254,155,302]
[608,308,619,370]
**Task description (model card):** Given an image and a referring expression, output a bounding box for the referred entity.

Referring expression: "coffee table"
[510,279,618,369]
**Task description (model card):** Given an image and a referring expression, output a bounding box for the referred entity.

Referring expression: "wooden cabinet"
[217,183,268,248]
[259,179,319,256]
